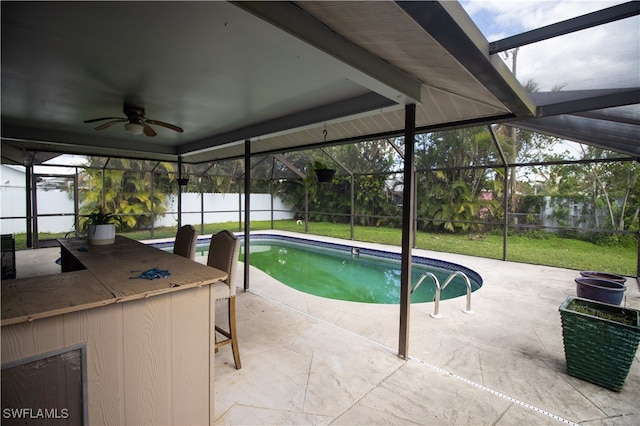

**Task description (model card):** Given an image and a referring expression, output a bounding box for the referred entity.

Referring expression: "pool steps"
[412,271,474,319]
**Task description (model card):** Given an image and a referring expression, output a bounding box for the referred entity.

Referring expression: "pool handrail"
[413,270,474,319]
[411,272,438,296]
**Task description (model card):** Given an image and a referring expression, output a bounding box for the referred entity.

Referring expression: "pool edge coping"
[144,230,483,287]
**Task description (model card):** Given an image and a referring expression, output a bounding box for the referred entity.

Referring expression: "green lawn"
[17,220,638,276]
[270,221,637,276]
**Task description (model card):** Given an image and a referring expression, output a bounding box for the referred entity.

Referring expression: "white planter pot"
[87,224,116,245]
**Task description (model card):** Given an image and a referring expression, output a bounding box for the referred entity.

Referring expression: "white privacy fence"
[0,187,295,234]
[157,193,295,228]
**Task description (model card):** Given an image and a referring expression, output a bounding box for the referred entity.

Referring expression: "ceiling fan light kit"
[84,104,184,137]
[124,122,144,135]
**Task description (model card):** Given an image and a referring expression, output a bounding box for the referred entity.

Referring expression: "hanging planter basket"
[559,296,640,391]
[314,168,336,183]
[313,129,335,183]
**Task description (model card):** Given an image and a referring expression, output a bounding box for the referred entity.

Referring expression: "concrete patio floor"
[13,232,640,425]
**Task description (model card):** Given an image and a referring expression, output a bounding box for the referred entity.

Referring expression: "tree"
[493,79,565,213]
[414,127,502,232]
[78,158,176,231]
[579,147,639,231]
[535,145,639,233]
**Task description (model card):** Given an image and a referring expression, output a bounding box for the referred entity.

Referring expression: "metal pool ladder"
[411,271,474,319]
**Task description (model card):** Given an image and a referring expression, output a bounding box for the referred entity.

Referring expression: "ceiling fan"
[84,104,183,137]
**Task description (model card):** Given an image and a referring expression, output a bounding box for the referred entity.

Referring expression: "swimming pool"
[152,233,482,304]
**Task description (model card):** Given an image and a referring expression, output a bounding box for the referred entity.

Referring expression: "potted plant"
[559,296,640,391]
[84,206,121,245]
[312,161,336,183]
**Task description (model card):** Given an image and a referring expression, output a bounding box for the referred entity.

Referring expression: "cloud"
[461,1,639,91]
[461,1,623,37]
[520,19,638,90]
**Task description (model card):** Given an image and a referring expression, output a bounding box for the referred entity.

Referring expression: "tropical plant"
[84,205,121,226]
[311,160,332,171]
[78,157,175,231]
[415,127,502,232]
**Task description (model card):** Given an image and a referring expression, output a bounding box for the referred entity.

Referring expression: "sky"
[459,0,640,91]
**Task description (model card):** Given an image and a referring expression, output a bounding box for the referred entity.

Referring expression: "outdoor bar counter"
[1,236,226,425]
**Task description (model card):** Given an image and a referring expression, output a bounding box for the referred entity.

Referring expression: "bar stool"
[208,230,241,369]
[173,225,198,260]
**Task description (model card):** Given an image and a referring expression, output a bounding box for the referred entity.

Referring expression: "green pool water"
[241,239,481,304]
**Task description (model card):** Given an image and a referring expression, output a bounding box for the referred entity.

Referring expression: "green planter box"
[559,296,640,392]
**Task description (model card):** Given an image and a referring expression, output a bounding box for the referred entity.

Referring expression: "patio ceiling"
[1,1,638,166]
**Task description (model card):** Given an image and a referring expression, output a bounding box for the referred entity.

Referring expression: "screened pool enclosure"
[2,1,638,357]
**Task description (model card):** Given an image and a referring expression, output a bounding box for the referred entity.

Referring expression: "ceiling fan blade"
[145,119,184,133]
[84,116,125,123]
[94,119,126,130]
[142,122,157,137]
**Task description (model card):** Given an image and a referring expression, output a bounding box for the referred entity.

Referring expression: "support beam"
[72,172,79,237]
[399,104,416,359]
[182,93,395,155]
[150,170,155,239]
[200,180,205,237]
[534,88,640,118]
[244,140,251,291]
[25,165,33,248]
[177,157,183,228]
[489,2,640,54]
[0,125,177,160]
[488,125,509,261]
[398,1,535,118]
[637,232,640,281]
[270,157,275,229]
[272,154,306,179]
[512,115,640,157]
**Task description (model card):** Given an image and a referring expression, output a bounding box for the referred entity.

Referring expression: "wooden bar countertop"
[1,236,227,326]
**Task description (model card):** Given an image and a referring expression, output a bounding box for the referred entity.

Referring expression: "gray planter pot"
[579,270,627,284]
[575,277,626,305]
[87,224,116,245]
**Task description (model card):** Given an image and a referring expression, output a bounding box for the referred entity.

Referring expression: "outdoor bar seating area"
[2,235,230,423]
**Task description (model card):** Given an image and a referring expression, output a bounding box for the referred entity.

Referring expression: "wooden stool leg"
[229,297,241,369]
